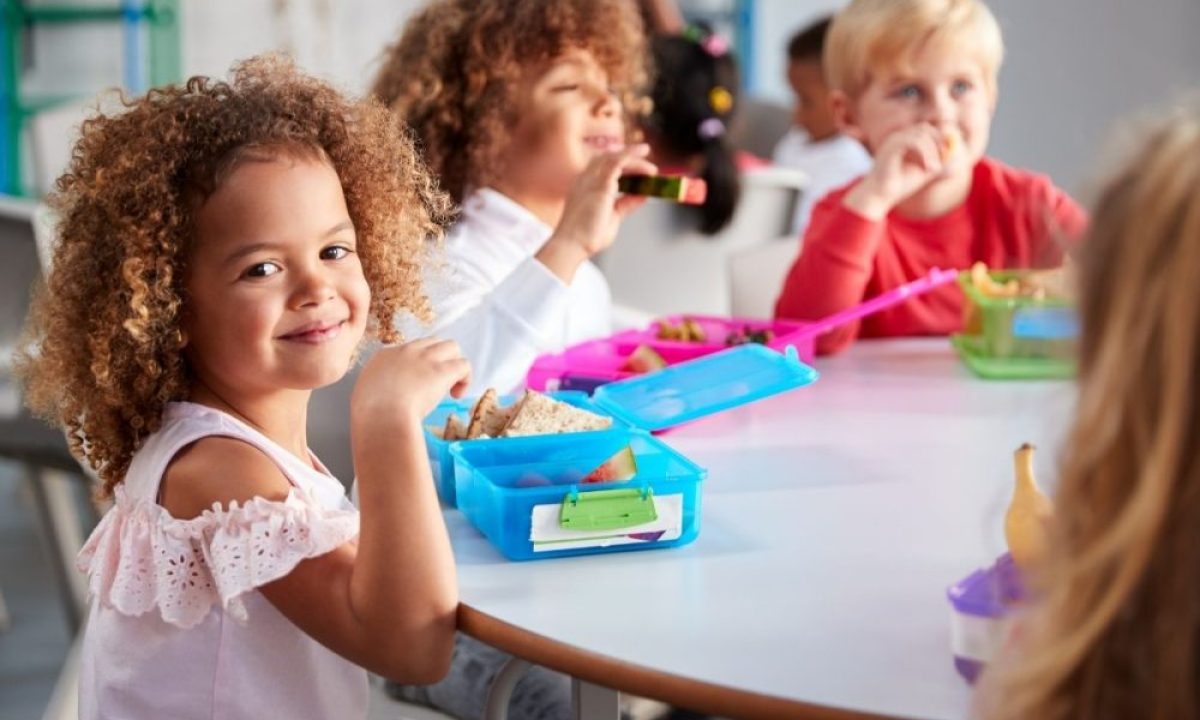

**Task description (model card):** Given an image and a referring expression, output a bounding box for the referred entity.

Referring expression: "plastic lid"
[591,344,819,432]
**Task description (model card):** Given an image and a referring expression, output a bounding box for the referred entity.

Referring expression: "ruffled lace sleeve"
[76,484,360,629]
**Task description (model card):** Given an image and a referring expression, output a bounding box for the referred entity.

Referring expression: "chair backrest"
[597,165,805,316]
[728,236,802,319]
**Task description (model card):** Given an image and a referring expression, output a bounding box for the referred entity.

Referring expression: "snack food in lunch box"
[622,345,668,374]
[724,326,775,346]
[436,389,613,441]
[581,446,638,484]
[618,174,707,205]
[968,262,1068,301]
[1005,443,1054,572]
[656,317,706,342]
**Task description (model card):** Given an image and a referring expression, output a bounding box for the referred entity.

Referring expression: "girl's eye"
[321,245,353,261]
[553,84,580,93]
[244,261,281,279]
[951,80,973,97]
[895,85,922,100]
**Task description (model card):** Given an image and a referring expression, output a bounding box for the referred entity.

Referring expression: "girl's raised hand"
[351,338,471,432]
[537,144,657,282]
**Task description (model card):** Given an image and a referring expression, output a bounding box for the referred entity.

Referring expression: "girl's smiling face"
[501,50,627,195]
[183,152,370,400]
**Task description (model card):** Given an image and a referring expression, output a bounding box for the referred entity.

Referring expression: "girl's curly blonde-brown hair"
[371,0,650,203]
[16,54,453,499]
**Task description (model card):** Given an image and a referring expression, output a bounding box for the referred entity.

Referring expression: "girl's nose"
[293,266,337,308]
[593,87,620,118]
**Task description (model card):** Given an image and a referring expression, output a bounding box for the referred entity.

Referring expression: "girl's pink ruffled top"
[76,402,368,720]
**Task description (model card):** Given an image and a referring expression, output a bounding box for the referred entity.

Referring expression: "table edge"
[457,603,906,720]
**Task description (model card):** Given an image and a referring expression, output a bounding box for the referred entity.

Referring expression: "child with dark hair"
[642,24,744,235]
[772,14,872,234]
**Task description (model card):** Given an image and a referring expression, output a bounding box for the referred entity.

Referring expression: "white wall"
[15,0,1200,196]
[22,0,422,95]
[751,0,1200,193]
[180,0,424,93]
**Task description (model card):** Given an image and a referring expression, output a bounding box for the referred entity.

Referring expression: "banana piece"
[1005,443,1054,571]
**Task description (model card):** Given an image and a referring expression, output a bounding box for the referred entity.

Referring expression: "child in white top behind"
[16,55,469,720]
[772,15,872,235]
[373,0,657,395]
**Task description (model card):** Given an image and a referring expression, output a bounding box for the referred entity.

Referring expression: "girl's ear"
[830,90,865,144]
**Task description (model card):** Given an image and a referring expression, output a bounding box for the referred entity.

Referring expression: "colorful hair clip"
[698,117,726,140]
[700,34,729,57]
[708,86,733,115]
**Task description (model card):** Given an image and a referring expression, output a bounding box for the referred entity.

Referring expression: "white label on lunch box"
[949,609,1011,662]
[529,493,684,552]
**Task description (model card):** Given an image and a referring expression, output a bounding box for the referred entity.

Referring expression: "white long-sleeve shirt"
[404,188,612,394]
[772,128,872,236]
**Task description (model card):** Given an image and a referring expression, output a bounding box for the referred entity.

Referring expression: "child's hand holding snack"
[844,123,959,220]
[353,338,472,433]
[536,144,658,282]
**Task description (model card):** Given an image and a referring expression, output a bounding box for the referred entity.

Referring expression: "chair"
[596,165,805,317]
[728,235,802,319]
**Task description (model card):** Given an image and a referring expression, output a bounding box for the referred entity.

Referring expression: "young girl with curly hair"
[372,0,657,395]
[976,105,1200,720]
[16,55,469,719]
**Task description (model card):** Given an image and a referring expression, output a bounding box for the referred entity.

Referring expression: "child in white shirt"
[772,16,872,235]
[373,0,656,395]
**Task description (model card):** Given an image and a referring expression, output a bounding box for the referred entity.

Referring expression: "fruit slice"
[617,175,708,205]
[623,344,668,374]
[581,445,638,484]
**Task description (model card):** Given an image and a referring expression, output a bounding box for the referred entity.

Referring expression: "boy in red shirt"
[774,0,1086,354]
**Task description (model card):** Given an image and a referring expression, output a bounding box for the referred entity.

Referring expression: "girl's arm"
[162,339,469,682]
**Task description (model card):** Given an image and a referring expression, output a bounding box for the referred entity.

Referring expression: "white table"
[446,339,1075,719]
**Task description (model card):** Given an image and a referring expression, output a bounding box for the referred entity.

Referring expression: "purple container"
[946,553,1025,682]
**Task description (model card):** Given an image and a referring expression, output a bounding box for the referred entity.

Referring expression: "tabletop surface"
[445,339,1075,719]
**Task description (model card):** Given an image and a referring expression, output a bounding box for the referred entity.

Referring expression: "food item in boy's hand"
[500,390,612,437]
[618,174,707,205]
[1005,443,1054,572]
[940,128,962,160]
[725,326,775,346]
[655,317,706,342]
[580,446,638,484]
[623,344,668,374]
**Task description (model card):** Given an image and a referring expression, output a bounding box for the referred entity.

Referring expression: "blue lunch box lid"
[591,344,819,433]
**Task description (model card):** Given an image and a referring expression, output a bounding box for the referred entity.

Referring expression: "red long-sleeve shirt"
[774,157,1086,354]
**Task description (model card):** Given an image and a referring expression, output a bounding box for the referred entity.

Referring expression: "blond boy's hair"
[825,0,1004,98]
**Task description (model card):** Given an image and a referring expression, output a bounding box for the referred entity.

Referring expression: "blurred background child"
[774,0,1086,354]
[771,15,871,235]
[373,0,656,395]
[641,24,748,235]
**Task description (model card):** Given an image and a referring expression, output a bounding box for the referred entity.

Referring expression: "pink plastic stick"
[800,267,961,339]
